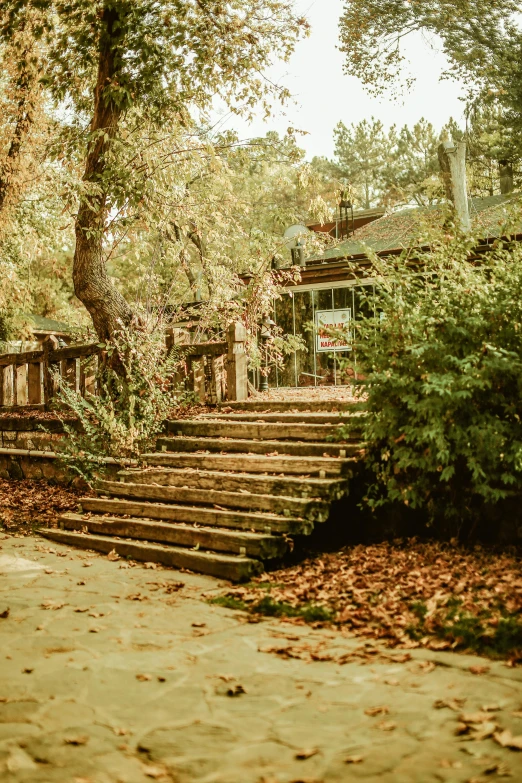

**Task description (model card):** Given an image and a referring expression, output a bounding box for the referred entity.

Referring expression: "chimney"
[438,141,470,232]
[499,160,514,194]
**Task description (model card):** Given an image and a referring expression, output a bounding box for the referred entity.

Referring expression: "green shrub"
[336,220,522,536]
[54,317,180,483]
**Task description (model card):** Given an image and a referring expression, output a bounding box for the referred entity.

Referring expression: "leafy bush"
[55,318,179,484]
[337,224,522,536]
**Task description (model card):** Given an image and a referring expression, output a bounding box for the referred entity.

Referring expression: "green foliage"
[208,594,333,622]
[55,315,179,483]
[339,1,522,169]
[406,597,522,657]
[335,210,522,533]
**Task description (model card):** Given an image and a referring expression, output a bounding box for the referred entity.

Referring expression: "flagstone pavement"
[0,534,521,783]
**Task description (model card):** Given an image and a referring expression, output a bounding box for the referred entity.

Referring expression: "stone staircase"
[42,400,363,581]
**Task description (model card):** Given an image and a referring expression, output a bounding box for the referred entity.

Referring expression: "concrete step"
[59,512,287,559]
[80,496,313,535]
[118,467,348,502]
[40,528,263,582]
[143,451,354,477]
[218,400,358,412]
[196,411,363,424]
[165,420,355,442]
[109,476,329,521]
[157,436,358,458]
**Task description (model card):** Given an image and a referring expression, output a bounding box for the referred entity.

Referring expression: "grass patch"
[208,594,333,623]
[406,598,522,657]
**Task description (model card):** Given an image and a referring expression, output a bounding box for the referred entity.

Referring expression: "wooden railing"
[0,322,248,410]
[0,335,99,409]
[167,321,248,404]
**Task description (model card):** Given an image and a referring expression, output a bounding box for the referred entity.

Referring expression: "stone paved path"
[0,534,521,783]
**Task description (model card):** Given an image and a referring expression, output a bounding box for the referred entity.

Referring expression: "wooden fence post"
[27,362,42,405]
[0,366,7,407]
[42,335,60,407]
[80,355,97,397]
[226,322,248,401]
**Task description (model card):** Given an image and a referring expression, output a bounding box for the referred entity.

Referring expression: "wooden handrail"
[0,321,249,408]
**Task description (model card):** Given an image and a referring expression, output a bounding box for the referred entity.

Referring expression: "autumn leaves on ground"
[2,476,521,664]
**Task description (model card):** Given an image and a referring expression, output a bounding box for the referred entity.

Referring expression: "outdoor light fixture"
[258,316,276,392]
[283,224,310,267]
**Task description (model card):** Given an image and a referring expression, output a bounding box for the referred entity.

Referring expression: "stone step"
[143,452,353,477]
[165,420,355,442]
[218,400,357,412]
[109,476,329,521]
[157,436,358,459]
[40,528,262,582]
[118,467,348,501]
[80,496,312,535]
[59,512,287,559]
[196,411,363,424]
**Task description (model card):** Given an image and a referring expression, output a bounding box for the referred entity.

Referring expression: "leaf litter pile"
[213,540,522,662]
[0,477,87,533]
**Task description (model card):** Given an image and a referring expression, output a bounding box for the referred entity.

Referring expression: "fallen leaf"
[295,748,320,760]
[107,550,119,561]
[74,607,89,613]
[64,735,89,746]
[0,608,9,619]
[375,720,397,731]
[434,698,466,712]
[113,727,128,736]
[22,668,33,674]
[365,705,389,717]
[40,601,65,610]
[439,759,462,769]
[136,673,152,681]
[493,729,522,750]
[469,665,490,675]
[345,755,364,764]
[459,712,492,724]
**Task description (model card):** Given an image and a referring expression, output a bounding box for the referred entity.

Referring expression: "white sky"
[214,0,467,160]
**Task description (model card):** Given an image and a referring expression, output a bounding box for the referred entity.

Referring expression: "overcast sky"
[214,0,467,160]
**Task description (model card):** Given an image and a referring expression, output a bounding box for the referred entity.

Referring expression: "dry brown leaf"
[469,665,490,675]
[295,748,320,760]
[345,755,364,764]
[141,764,167,779]
[434,698,466,711]
[64,735,89,746]
[365,705,389,717]
[493,729,522,750]
[107,550,119,561]
[375,720,397,731]
[0,608,9,619]
[459,712,492,724]
[439,759,462,769]
[40,601,65,611]
[136,673,152,682]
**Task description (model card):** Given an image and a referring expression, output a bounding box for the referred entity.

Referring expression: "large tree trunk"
[73,5,134,341]
[0,16,40,221]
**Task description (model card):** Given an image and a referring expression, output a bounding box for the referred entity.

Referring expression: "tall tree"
[339,1,522,167]
[332,118,393,209]
[3,0,307,340]
[0,6,47,225]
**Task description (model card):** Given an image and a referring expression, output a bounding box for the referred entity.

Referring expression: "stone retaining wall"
[0,417,115,486]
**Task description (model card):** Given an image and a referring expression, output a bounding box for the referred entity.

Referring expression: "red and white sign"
[315,308,352,352]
